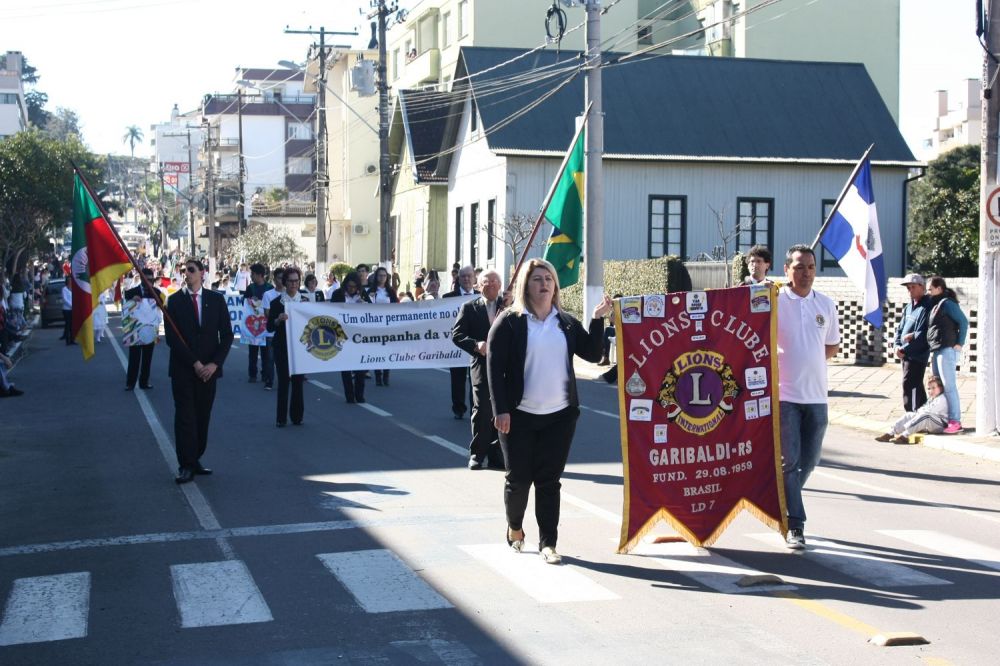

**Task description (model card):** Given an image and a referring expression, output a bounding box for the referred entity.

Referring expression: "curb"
[5,314,39,365]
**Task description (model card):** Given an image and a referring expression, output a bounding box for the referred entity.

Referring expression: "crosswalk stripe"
[879,530,1000,572]
[0,572,90,646]
[170,561,273,628]
[317,550,453,613]
[423,434,469,457]
[634,540,797,594]
[461,544,619,603]
[579,404,619,419]
[747,533,951,587]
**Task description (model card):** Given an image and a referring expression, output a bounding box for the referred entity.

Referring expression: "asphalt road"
[1,319,999,665]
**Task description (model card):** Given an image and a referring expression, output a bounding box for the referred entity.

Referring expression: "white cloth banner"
[285,296,476,374]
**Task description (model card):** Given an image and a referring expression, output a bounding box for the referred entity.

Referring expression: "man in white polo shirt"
[777,244,840,550]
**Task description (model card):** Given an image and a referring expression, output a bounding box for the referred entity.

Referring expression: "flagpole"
[505,102,593,293]
[810,143,876,250]
[72,163,189,348]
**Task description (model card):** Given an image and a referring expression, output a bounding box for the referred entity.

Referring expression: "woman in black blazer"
[487,258,612,564]
[330,271,371,403]
[367,266,399,386]
[267,266,309,427]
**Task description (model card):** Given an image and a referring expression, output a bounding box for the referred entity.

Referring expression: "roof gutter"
[493,149,924,169]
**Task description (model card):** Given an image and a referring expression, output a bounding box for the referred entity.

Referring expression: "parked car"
[41,279,66,328]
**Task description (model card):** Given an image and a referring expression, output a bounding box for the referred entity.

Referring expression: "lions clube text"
[626,310,770,368]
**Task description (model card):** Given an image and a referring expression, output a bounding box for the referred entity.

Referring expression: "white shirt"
[371,286,392,304]
[342,293,362,304]
[324,284,338,301]
[184,286,203,325]
[519,307,570,415]
[261,288,282,310]
[62,284,72,307]
[233,270,250,291]
[777,286,840,404]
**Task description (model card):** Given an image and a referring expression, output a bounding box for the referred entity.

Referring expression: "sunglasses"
[185,266,199,273]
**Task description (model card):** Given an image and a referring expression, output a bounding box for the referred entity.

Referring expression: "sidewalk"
[574,358,1000,464]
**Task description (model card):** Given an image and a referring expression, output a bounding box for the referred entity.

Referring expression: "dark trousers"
[126,343,155,388]
[499,406,579,549]
[62,309,72,343]
[171,373,218,469]
[470,376,502,464]
[263,338,276,386]
[275,352,304,424]
[450,366,470,416]
[375,369,391,385]
[341,370,366,402]
[902,358,928,412]
[248,343,272,383]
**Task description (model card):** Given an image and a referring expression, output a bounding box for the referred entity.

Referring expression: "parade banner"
[285,296,475,374]
[121,298,162,346]
[616,285,786,551]
[240,295,269,346]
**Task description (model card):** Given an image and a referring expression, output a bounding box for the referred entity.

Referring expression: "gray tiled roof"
[456,47,916,164]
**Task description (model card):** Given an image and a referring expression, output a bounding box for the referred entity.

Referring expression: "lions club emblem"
[656,349,740,435]
[300,316,348,360]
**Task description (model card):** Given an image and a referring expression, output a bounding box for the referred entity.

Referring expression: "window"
[287,122,313,140]
[819,199,839,270]
[735,197,774,252]
[0,93,17,104]
[418,15,437,54]
[487,198,496,261]
[455,206,464,262]
[442,12,451,47]
[392,49,400,80]
[637,24,653,46]
[649,195,686,258]
[470,202,480,263]
[287,157,311,175]
[458,0,468,38]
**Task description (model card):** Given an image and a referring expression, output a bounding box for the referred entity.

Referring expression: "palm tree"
[122,125,144,223]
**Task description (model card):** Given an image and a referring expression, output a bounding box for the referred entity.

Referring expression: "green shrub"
[328,261,353,280]
[559,256,692,318]
[731,252,749,285]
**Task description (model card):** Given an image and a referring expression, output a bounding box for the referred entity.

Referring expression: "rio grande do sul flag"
[71,170,133,359]
[616,285,786,551]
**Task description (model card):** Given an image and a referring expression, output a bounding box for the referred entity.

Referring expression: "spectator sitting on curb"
[875,375,948,444]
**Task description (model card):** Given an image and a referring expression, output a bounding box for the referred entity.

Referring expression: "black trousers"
[126,343,155,388]
[499,406,579,549]
[375,369,391,385]
[171,373,217,469]
[341,370,366,402]
[248,344,272,383]
[470,376,502,464]
[450,366,470,416]
[62,309,72,343]
[263,338,276,386]
[902,358,928,412]
[275,352,304,424]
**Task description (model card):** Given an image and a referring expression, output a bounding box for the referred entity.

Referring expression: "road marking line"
[813,469,1000,525]
[431,368,450,374]
[879,530,1000,573]
[108,335,235,560]
[360,402,392,417]
[308,379,332,390]
[579,404,619,419]
[460,544,619,603]
[423,435,469,457]
[317,550,453,613]
[0,572,90,646]
[634,541,797,594]
[170,561,273,628]
[745,534,951,587]
[772,590,882,637]
[561,492,621,524]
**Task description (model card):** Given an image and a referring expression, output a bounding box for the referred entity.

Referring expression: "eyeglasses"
[185,266,199,273]
[285,278,300,283]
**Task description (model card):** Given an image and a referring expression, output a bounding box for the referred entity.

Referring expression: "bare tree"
[707,203,754,287]
[479,212,548,277]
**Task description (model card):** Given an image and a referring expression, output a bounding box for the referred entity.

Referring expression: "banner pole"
[810,143,876,250]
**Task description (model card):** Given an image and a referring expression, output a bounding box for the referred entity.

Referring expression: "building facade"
[0,51,29,139]
[923,79,981,160]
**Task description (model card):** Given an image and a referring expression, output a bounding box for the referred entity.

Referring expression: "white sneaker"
[785,529,806,550]
[540,547,562,565]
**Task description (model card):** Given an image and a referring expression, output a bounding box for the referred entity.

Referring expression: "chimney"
[935,90,948,118]
[4,50,23,75]
[170,103,179,122]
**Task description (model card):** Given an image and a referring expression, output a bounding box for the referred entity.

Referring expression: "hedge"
[559,256,691,318]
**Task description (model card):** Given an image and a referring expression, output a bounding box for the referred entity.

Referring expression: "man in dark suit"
[165,258,234,484]
[442,265,478,419]
[123,268,163,391]
[453,269,507,470]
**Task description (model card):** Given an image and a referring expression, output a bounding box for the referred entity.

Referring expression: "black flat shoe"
[175,468,195,484]
[194,464,212,475]
[276,422,286,428]
[506,528,525,553]
[292,420,303,426]
[139,384,153,390]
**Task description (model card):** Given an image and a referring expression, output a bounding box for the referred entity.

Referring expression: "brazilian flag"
[542,129,585,287]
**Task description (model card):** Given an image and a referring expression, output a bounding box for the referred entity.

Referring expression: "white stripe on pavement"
[170,561,273,628]
[0,572,90,646]
[579,404,619,419]
[879,530,1000,572]
[317,550,453,613]
[360,402,392,417]
[461,544,619,603]
[634,541,797,594]
[747,533,951,587]
[423,435,469,457]
[308,379,333,390]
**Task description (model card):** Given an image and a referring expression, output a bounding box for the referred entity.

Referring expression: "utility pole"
[237,88,246,235]
[205,124,216,259]
[158,165,167,256]
[978,0,1000,436]
[187,127,196,253]
[367,0,397,266]
[583,0,605,319]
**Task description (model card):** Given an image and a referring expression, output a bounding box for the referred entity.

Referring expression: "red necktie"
[191,292,199,325]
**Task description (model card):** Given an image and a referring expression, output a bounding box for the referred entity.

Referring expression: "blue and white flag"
[819,158,887,328]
